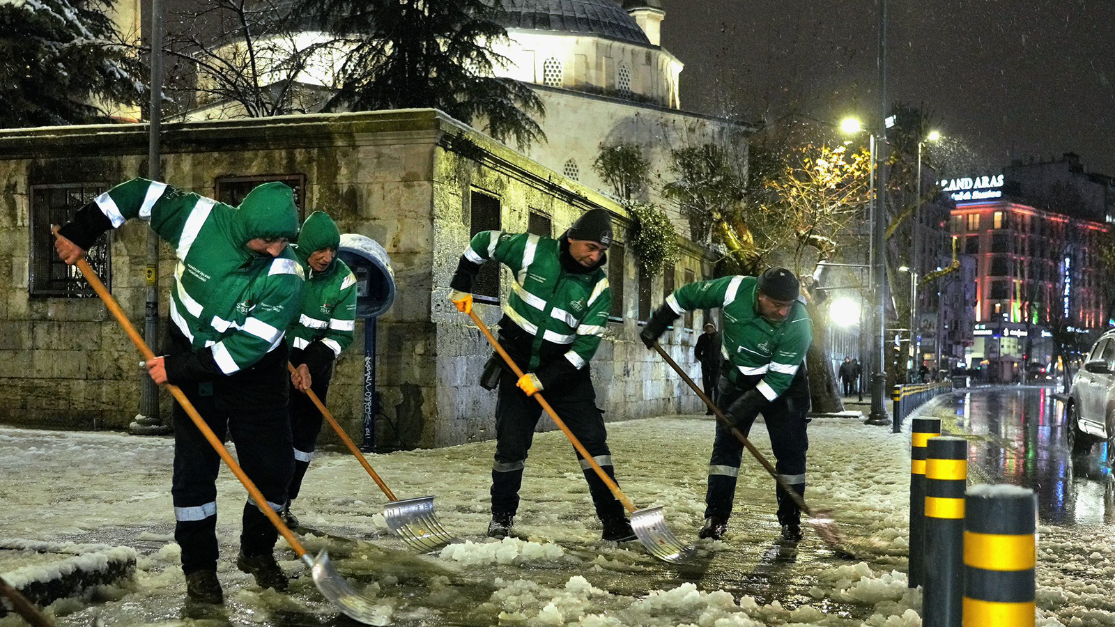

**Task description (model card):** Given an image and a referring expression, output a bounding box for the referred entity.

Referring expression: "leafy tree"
[592,143,649,201]
[300,0,544,148]
[0,0,145,127]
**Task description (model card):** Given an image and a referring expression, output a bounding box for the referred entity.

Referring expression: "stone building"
[0,110,713,447]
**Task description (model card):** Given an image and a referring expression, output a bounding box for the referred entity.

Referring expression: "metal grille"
[470,190,501,304]
[608,242,625,321]
[29,183,110,298]
[215,174,306,220]
[543,58,563,87]
[563,159,579,181]
[618,64,631,96]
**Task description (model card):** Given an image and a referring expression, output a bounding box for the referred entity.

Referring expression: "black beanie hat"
[566,209,613,246]
[757,267,800,301]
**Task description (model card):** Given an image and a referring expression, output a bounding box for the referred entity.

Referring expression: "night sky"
[660,0,1115,177]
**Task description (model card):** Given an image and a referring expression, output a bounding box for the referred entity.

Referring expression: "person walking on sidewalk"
[695,323,721,414]
[283,212,357,529]
[447,209,636,543]
[838,357,854,397]
[54,179,304,604]
[640,267,813,543]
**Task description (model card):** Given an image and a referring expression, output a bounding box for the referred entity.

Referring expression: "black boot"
[185,569,224,604]
[601,517,636,542]
[487,511,514,539]
[781,523,804,542]
[236,551,289,591]
[280,500,300,530]
[698,516,728,540]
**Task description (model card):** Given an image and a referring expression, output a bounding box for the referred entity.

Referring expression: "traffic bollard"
[892,385,903,433]
[963,485,1036,627]
[909,416,941,588]
[924,436,967,627]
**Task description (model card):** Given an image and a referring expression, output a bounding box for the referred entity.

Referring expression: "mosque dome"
[497,0,651,46]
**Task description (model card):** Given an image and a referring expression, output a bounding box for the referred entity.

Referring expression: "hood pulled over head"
[298,211,340,255]
[231,182,300,249]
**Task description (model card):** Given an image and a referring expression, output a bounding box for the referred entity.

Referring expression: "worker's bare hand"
[53,231,86,265]
[145,357,167,385]
[291,363,312,393]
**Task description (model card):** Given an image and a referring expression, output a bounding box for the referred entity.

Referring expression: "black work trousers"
[490,364,626,525]
[169,328,294,575]
[705,366,810,527]
[700,362,720,407]
[287,355,334,502]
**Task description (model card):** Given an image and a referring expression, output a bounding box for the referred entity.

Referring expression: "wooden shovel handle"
[68,252,310,558]
[0,576,53,627]
[466,309,637,514]
[287,363,398,502]
[651,342,813,516]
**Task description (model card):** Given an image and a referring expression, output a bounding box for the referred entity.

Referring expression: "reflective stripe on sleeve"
[666,293,684,315]
[138,182,167,219]
[770,361,800,375]
[169,299,195,343]
[292,337,310,349]
[211,342,240,374]
[299,314,328,329]
[512,281,548,311]
[542,330,574,344]
[463,247,485,264]
[176,279,204,318]
[587,278,609,306]
[175,198,215,260]
[736,363,769,376]
[321,338,342,356]
[575,324,605,337]
[517,234,539,284]
[756,379,778,401]
[565,351,587,369]
[94,192,126,227]
[724,276,744,307]
[551,307,578,327]
[243,317,282,344]
[269,258,299,276]
[329,318,355,331]
[487,231,502,257]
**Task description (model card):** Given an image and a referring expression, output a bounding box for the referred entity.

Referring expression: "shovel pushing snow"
[649,341,857,558]
[66,251,386,625]
[465,310,693,563]
[287,363,455,552]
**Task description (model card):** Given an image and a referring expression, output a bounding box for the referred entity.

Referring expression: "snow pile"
[0,543,136,589]
[438,537,565,566]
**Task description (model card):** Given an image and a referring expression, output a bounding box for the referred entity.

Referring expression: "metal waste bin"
[338,234,395,451]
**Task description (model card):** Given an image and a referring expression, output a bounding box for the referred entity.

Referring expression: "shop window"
[527,210,551,237]
[608,242,625,321]
[470,190,501,304]
[215,174,306,220]
[543,57,563,87]
[29,183,111,298]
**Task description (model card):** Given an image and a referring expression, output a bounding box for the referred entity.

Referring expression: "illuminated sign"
[941,174,1004,202]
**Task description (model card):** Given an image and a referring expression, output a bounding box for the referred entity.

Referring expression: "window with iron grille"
[618,64,631,96]
[637,266,652,322]
[527,210,552,237]
[29,183,111,298]
[608,242,625,322]
[563,159,580,181]
[543,58,563,87]
[470,190,501,304]
[215,174,306,221]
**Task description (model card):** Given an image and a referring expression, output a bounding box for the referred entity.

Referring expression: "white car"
[1067,330,1115,455]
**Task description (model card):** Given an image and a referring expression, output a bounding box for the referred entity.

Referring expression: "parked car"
[1067,330,1115,454]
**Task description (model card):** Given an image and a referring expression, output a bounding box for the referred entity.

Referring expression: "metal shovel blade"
[631,506,695,563]
[382,496,456,552]
[307,550,388,625]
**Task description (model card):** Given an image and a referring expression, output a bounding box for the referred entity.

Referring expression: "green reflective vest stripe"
[668,276,812,400]
[465,230,610,371]
[286,244,357,357]
[93,178,304,374]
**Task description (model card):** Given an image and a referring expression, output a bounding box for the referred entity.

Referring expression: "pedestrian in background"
[694,322,721,414]
[838,357,854,396]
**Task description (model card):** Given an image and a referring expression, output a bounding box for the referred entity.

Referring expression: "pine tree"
[0,0,146,127]
[301,0,544,148]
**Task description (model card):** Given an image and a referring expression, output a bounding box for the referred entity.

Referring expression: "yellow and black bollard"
[963,485,1036,627]
[924,436,967,627]
[892,385,903,432]
[909,416,941,589]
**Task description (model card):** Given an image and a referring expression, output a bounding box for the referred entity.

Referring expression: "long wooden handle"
[71,256,311,557]
[287,363,398,501]
[0,576,53,627]
[651,342,813,516]
[466,310,637,513]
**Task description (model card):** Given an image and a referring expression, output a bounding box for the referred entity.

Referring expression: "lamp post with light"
[912,130,940,374]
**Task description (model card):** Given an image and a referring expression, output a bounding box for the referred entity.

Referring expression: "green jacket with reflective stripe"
[667,276,813,401]
[286,243,357,359]
[59,178,304,379]
[457,230,611,372]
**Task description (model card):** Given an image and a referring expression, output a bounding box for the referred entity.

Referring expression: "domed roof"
[497,0,651,46]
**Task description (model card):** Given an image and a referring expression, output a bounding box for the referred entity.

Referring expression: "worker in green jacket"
[641,268,814,542]
[283,211,357,528]
[447,209,635,543]
[55,178,304,604]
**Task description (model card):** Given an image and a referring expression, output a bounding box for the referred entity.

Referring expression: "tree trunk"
[805,300,844,413]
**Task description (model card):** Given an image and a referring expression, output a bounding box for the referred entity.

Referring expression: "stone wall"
[0,109,712,448]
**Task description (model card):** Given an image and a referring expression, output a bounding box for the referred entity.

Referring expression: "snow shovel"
[649,341,856,557]
[0,575,53,627]
[64,251,384,625]
[287,363,455,552]
[465,310,693,563]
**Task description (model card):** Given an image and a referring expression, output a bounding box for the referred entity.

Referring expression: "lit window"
[543,58,563,87]
[993,211,1004,229]
[618,64,631,96]
[563,159,579,181]
[966,213,979,230]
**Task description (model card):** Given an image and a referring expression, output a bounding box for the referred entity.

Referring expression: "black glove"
[724,388,771,430]
[640,304,679,348]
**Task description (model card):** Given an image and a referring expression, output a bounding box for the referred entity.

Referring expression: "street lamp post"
[867,0,890,426]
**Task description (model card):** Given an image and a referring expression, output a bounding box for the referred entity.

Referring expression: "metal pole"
[910,270,918,376]
[914,143,923,371]
[361,317,378,453]
[132,0,167,435]
[868,0,890,425]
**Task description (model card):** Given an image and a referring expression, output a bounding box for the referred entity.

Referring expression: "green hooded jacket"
[287,212,357,364]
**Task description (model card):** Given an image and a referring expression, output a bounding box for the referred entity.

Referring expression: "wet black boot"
[601,517,636,542]
[487,511,514,539]
[185,569,224,604]
[698,516,728,540]
[236,551,289,591]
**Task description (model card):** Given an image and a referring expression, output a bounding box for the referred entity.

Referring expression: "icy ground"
[0,396,1105,626]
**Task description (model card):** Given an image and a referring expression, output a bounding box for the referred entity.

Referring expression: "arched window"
[543,58,563,87]
[563,159,580,181]
[618,64,631,96]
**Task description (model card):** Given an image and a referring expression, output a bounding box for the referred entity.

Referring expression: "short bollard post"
[909,416,941,588]
[963,485,1036,627]
[892,385,903,433]
[924,437,968,627]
